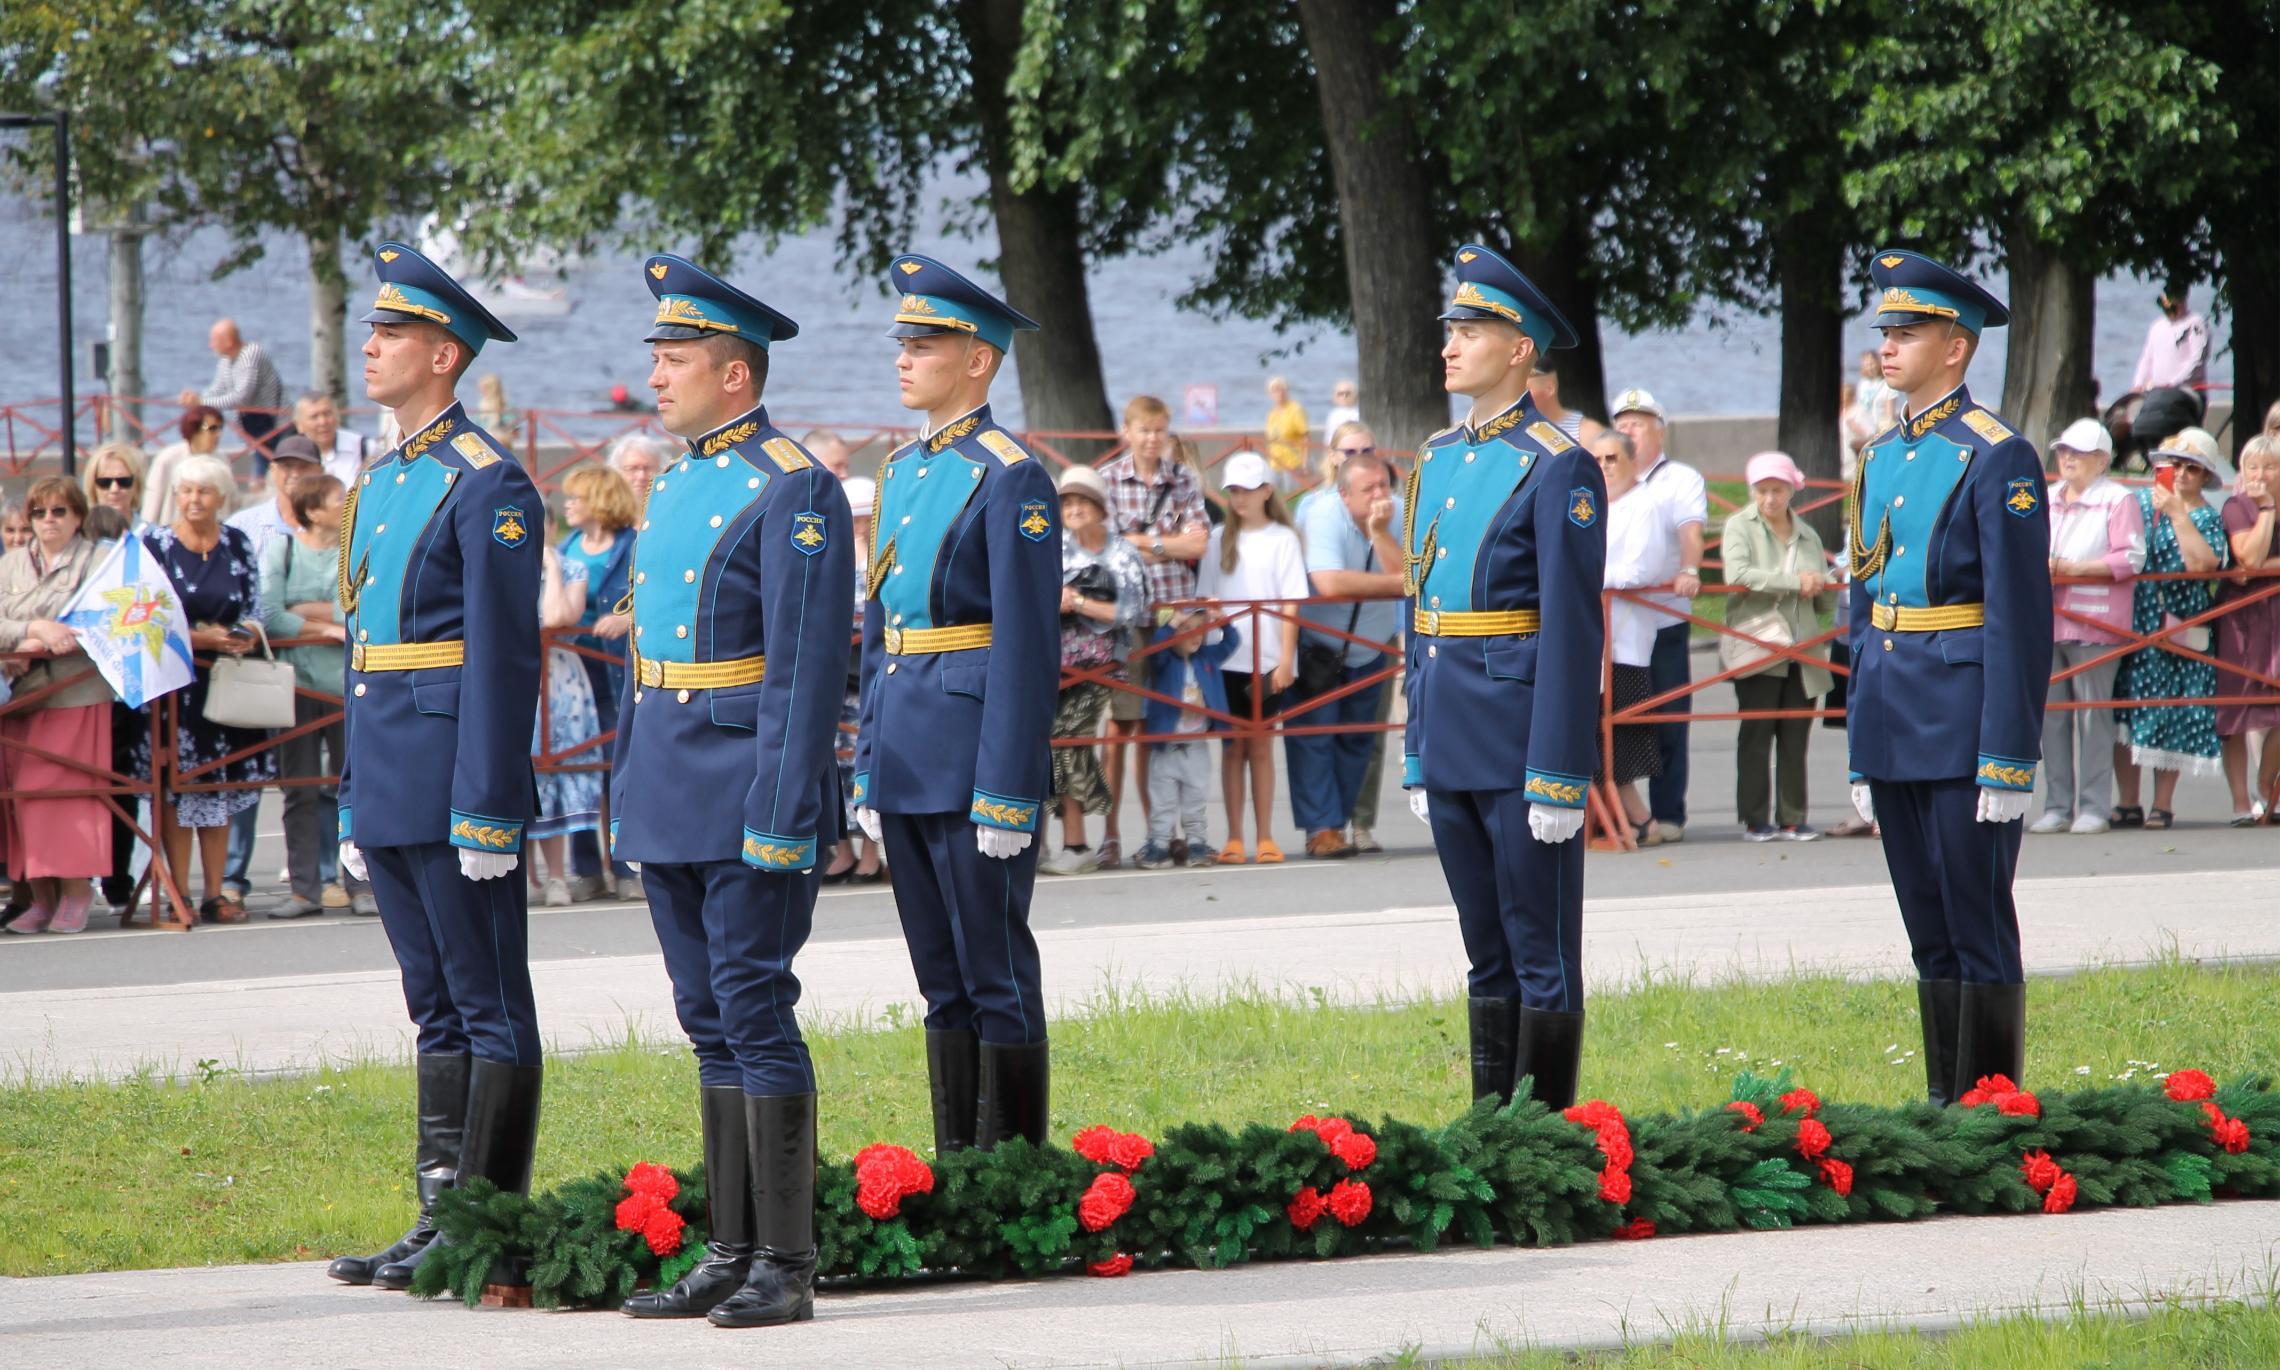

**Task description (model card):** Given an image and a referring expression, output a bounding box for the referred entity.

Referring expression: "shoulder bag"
[204,622,298,729]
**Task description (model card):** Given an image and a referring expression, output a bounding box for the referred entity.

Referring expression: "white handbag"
[203,623,298,730]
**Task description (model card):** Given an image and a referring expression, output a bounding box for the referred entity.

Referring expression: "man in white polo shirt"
[1611,387,1707,843]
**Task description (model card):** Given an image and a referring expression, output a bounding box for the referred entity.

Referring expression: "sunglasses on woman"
[30,507,73,519]
[94,476,136,490]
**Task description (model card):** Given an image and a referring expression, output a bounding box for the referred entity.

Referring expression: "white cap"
[2152,427,2225,484]
[1221,450,1273,491]
[2049,418,2113,458]
[843,476,875,518]
[1611,387,1665,421]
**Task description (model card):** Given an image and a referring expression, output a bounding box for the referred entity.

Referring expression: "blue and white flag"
[59,537,194,709]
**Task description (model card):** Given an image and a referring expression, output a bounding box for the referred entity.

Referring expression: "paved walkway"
[2,1201,2272,1368]
[8,867,2280,1082]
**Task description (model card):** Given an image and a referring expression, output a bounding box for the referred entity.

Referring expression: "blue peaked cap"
[359,241,516,356]
[885,254,1040,354]
[1437,242,1579,351]
[1869,248,2010,334]
[642,254,799,347]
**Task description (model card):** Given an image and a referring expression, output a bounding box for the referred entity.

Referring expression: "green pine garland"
[409,1071,2280,1310]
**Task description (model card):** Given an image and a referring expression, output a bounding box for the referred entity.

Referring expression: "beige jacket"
[1720,505,1838,698]
[0,538,118,711]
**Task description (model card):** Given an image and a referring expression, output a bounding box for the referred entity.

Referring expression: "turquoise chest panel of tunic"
[349,455,458,645]
[1857,421,1971,610]
[1408,435,1535,612]
[632,445,770,664]
[874,443,985,629]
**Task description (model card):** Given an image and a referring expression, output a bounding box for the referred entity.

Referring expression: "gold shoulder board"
[1961,409,2014,444]
[452,432,500,468]
[1526,420,1575,453]
[978,430,1030,465]
[762,437,811,473]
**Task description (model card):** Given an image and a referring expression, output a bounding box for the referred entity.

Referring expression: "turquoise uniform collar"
[687,404,770,457]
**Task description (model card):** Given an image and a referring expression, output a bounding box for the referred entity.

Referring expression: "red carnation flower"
[641,1205,686,1257]
[1071,1125,1119,1165]
[2215,1117,2252,1154]
[1818,1157,1855,1196]
[1288,1115,1321,1133]
[1796,1118,1833,1160]
[2020,1150,2062,1193]
[1959,1074,2020,1107]
[624,1162,679,1202]
[856,1178,903,1220]
[1325,1178,1373,1227]
[1779,1088,1821,1117]
[1287,1185,1326,1231]
[852,1142,934,1220]
[1599,1130,1634,1172]
[2166,1069,2217,1102]
[1613,1218,1657,1241]
[1107,1132,1156,1173]
[2043,1172,2077,1214]
[1598,1165,1633,1206]
[615,1191,660,1234]
[1329,1129,1377,1171]
[1313,1117,1355,1147]
[1078,1172,1137,1232]
[1996,1090,2041,1118]
[1563,1100,1623,1130]
[1726,1101,1765,1132]
[1087,1254,1134,1278]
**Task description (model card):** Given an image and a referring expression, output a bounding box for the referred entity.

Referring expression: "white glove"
[337,840,367,883]
[1529,806,1586,844]
[459,849,519,881]
[856,806,882,844]
[976,825,1032,860]
[1977,787,2032,824]
[1852,783,1876,824]
[1409,791,1431,824]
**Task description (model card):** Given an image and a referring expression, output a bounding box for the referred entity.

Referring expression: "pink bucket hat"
[1745,450,1806,490]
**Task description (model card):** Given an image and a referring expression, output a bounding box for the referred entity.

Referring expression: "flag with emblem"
[57,537,196,709]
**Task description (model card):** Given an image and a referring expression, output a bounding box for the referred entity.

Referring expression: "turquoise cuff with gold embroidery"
[1975,754,2037,792]
[339,807,352,842]
[741,828,816,871]
[849,771,870,807]
[449,810,524,854]
[609,819,620,846]
[969,788,1041,833]
[1402,754,1422,788]
[1521,768,1589,810]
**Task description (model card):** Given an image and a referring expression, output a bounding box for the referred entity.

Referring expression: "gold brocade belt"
[1411,608,1541,638]
[1869,602,1985,632]
[632,652,767,689]
[883,623,993,654]
[351,641,465,672]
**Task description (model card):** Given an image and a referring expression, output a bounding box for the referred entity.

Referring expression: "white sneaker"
[2069,812,2110,835]
[543,877,571,907]
[2028,811,2071,835]
[1041,846,1098,876]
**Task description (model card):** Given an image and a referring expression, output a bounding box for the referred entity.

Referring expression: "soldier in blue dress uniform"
[326,243,543,1291]
[1403,244,1607,1111]
[1847,250,2052,1105]
[849,255,1061,1152]
[608,258,854,1328]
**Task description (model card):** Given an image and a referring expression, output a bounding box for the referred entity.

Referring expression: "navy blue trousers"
[1427,787,1585,1011]
[366,841,541,1065]
[1284,654,1388,833]
[881,811,1046,1045]
[1648,622,1692,827]
[645,858,819,1094]
[1870,776,2025,983]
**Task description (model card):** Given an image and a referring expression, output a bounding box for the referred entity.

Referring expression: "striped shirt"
[200,341,286,415]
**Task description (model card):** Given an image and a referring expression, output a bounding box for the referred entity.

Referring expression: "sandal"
[2109,806,2145,829]
[1216,839,1247,865]
[1255,839,1285,865]
[198,896,222,924]
[2145,808,2175,831]
[1095,837,1122,871]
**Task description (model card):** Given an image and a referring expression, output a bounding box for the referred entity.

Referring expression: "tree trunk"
[106,202,146,443]
[2221,219,2280,460]
[2001,219,2096,454]
[1293,0,1447,452]
[1509,213,1608,423]
[959,0,1114,448]
[1774,221,1844,544]
[307,228,348,405]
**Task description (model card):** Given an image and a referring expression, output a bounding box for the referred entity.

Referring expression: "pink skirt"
[2,704,115,879]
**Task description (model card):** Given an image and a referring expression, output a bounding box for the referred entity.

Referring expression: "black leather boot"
[1916,979,1963,1107]
[624,1087,753,1318]
[1467,997,1520,1104]
[377,1058,542,1290]
[926,1028,980,1155]
[707,1094,816,1329]
[1955,981,2027,1100]
[976,1040,1049,1150]
[1514,1007,1585,1111]
[331,1053,469,1286]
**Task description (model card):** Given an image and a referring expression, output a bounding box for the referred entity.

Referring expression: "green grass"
[1444,1294,2280,1367]
[4,957,2279,1277]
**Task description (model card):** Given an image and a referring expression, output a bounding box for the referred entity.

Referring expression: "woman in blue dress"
[2112,433,2230,830]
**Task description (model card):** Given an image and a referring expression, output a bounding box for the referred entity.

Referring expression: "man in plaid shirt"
[1096,395,1212,867]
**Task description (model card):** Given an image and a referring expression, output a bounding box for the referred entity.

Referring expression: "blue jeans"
[224,803,258,893]
[1284,653,1389,834]
[1648,622,1692,827]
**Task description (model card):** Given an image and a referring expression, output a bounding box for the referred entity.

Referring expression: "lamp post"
[1,111,75,475]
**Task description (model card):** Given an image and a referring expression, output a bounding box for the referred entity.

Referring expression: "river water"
[1,197,2227,437]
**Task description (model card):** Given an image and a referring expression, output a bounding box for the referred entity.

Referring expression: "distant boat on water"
[415,215,575,319]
